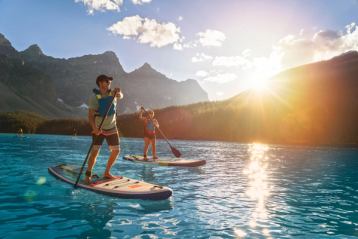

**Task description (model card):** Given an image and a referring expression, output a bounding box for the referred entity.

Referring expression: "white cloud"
[273,22,358,69]
[197,29,226,47]
[108,15,142,36]
[178,16,183,21]
[212,56,251,68]
[108,15,181,48]
[191,53,213,63]
[173,43,183,51]
[75,0,123,14]
[195,70,208,78]
[202,73,237,84]
[132,0,151,5]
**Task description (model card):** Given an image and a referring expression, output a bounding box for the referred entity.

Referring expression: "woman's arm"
[139,108,145,121]
[153,119,159,128]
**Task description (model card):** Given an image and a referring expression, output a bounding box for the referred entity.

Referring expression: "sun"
[249,78,270,92]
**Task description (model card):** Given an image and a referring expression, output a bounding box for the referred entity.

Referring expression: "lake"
[0,134,357,238]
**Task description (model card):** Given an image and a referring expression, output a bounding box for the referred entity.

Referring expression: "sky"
[1,0,358,100]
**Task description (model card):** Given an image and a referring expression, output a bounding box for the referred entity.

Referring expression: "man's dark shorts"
[92,132,120,151]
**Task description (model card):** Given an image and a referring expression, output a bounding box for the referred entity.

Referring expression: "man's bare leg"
[104,149,120,178]
[84,148,100,184]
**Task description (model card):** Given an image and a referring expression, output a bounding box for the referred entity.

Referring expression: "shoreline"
[2,132,357,150]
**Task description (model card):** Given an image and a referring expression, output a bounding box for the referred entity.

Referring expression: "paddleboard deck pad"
[48,164,172,200]
[123,155,206,167]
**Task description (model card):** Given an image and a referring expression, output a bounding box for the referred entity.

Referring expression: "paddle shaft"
[74,90,118,188]
[155,126,173,146]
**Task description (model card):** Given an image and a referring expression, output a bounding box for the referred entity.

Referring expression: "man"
[85,74,123,184]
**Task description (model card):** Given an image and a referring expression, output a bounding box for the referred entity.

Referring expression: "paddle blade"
[170,146,181,158]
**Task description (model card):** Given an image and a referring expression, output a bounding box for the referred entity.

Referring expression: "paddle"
[74,89,119,188]
[141,107,182,158]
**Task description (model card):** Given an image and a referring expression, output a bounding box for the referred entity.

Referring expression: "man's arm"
[88,109,99,134]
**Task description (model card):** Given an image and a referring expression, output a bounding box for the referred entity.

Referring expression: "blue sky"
[1,0,358,100]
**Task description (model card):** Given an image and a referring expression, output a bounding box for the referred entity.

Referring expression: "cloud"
[205,22,358,84]
[212,56,251,68]
[273,22,358,68]
[191,53,213,62]
[108,15,181,48]
[202,73,237,84]
[178,16,183,21]
[273,35,316,68]
[195,70,208,77]
[132,0,152,5]
[75,0,123,14]
[197,29,226,47]
[173,42,183,50]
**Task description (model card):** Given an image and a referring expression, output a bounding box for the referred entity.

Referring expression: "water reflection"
[243,143,272,238]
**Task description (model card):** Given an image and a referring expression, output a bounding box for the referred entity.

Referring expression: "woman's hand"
[153,119,159,128]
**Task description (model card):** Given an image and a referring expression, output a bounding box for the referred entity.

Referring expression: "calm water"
[0,134,357,239]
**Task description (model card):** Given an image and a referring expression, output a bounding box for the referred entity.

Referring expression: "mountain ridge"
[0,33,208,117]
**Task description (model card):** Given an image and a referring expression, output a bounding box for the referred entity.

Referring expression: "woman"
[139,107,159,160]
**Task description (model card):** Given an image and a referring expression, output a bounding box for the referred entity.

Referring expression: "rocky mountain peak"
[0,33,12,47]
[0,33,17,56]
[22,44,44,56]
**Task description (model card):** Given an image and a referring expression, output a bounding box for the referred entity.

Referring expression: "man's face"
[98,80,111,91]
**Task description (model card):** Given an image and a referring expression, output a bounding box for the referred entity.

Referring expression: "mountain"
[0,33,17,57]
[117,51,358,146]
[119,63,208,112]
[0,33,208,117]
[0,53,75,117]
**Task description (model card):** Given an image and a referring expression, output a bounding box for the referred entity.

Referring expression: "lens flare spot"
[24,190,37,202]
[36,176,47,185]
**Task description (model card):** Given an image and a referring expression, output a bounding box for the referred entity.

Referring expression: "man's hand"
[92,128,102,135]
[113,87,121,97]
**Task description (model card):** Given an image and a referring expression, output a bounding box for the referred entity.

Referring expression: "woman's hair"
[147,109,154,117]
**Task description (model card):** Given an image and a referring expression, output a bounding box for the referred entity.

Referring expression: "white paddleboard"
[48,164,172,200]
[123,155,206,167]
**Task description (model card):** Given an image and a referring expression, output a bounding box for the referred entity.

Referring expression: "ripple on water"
[0,134,358,238]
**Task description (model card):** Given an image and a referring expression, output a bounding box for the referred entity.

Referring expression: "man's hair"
[96,74,113,86]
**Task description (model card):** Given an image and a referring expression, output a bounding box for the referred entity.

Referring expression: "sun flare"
[249,78,270,91]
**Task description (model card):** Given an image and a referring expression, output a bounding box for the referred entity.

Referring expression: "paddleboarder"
[85,74,123,184]
[17,128,23,137]
[139,107,159,160]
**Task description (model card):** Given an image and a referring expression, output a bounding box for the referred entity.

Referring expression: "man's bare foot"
[103,173,122,180]
[84,176,92,184]
[153,156,158,160]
